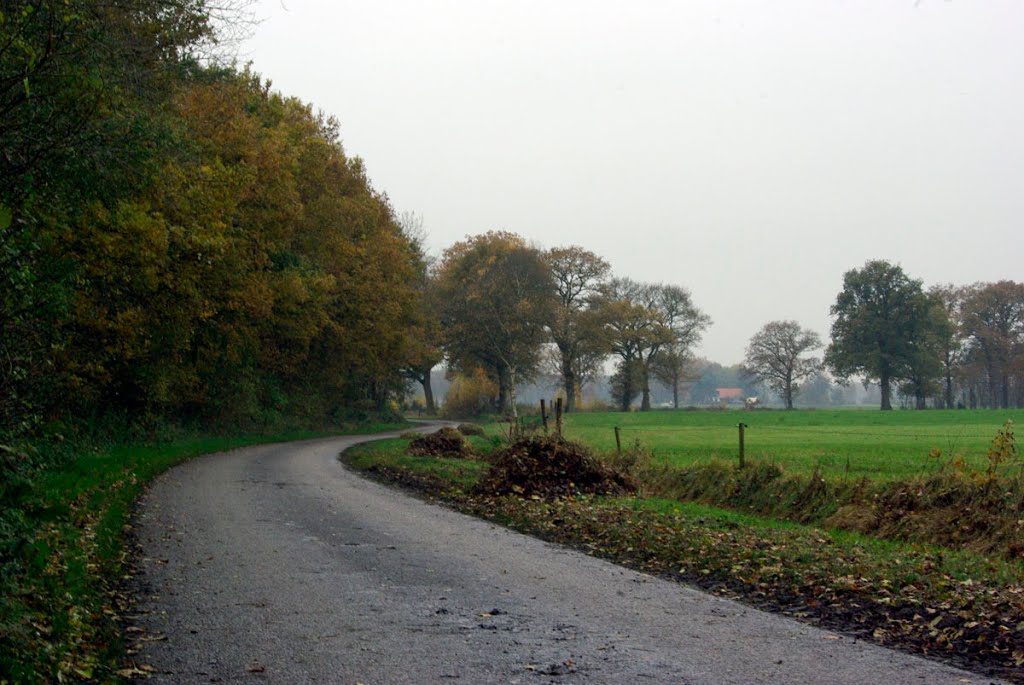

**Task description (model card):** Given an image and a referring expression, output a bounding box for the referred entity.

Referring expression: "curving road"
[128,429,1002,684]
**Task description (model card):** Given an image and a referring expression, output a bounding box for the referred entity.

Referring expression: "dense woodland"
[1,1,424,440]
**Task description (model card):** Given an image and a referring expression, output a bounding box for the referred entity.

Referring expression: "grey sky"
[242,0,1024,365]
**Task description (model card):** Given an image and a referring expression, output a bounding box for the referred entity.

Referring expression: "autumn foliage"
[2,66,422,434]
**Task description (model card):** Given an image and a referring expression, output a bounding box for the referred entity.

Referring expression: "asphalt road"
[128,428,1003,684]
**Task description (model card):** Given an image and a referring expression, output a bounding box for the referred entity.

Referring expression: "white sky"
[240,0,1024,365]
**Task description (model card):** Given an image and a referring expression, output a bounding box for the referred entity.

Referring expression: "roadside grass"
[345,437,491,489]
[454,413,1024,560]
[0,422,409,684]
[554,408,1024,480]
[342,435,1024,681]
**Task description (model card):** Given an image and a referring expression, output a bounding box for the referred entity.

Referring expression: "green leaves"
[0,204,11,230]
[825,261,938,410]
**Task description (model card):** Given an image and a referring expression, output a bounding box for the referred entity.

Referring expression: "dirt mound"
[408,427,472,457]
[476,435,635,499]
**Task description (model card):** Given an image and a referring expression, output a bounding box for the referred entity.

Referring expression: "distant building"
[716,388,743,403]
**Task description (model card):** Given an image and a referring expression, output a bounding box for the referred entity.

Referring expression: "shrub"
[442,369,497,418]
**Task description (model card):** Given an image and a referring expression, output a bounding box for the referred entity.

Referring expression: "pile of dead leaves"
[475,435,635,499]
[407,427,472,458]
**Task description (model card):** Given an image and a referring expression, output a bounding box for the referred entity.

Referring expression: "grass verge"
[342,436,1024,683]
[0,422,408,684]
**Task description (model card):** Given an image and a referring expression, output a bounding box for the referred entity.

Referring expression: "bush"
[442,369,497,418]
[457,423,485,437]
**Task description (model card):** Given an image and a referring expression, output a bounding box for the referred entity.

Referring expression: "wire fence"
[557,418,1015,477]
[507,401,1014,476]
[608,424,1000,440]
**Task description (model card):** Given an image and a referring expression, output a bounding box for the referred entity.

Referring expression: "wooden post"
[555,397,564,436]
[614,426,622,455]
[738,422,746,469]
[540,399,549,434]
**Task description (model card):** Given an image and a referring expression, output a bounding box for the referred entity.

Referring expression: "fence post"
[555,397,564,436]
[614,426,622,455]
[738,422,746,469]
[540,399,549,434]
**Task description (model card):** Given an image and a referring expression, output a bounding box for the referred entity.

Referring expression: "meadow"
[551,408,1024,480]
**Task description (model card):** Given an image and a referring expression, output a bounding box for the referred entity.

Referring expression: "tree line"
[1,1,424,437]
[742,260,1024,411]
[408,231,711,416]
[420,250,1024,415]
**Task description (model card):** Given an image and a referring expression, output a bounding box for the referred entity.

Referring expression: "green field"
[552,409,1023,480]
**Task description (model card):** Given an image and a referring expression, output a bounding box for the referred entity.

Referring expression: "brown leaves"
[475,436,635,500]
[451,493,1024,682]
[407,428,472,458]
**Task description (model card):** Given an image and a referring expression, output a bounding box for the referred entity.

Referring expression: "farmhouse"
[716,387,743,403]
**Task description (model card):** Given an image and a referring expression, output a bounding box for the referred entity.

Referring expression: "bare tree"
[743,320,822,410]
[651,285,711,408]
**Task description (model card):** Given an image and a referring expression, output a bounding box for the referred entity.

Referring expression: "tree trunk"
[943,371,953,410]
[986,360,997,408]
[421,374,435,414]
[508,366,518,419]
[640,365,651,411]
[619,374,632,412]
[785,385,794,410]
[497,367,509,414]
[564,367,576,414]
[880,373,893,411]
[672,378,679,409]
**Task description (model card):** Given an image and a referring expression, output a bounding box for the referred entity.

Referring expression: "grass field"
[549,408,1024,480]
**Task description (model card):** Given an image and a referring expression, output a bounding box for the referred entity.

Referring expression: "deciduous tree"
[436,232,555,417]
[825,260,933,411]
[547,246,611,412]
[651,285,711,409]
[928,284,967,409]
[742,320,821,410]
[598,279,673,411]
[961,281,1024,409]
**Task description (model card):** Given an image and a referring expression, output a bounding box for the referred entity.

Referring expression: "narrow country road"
[129,428,1002,684]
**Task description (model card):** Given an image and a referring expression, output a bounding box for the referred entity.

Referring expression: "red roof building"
[716,388,743,401]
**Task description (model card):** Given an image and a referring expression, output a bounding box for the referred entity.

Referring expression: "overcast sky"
[240,0,1023,365]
